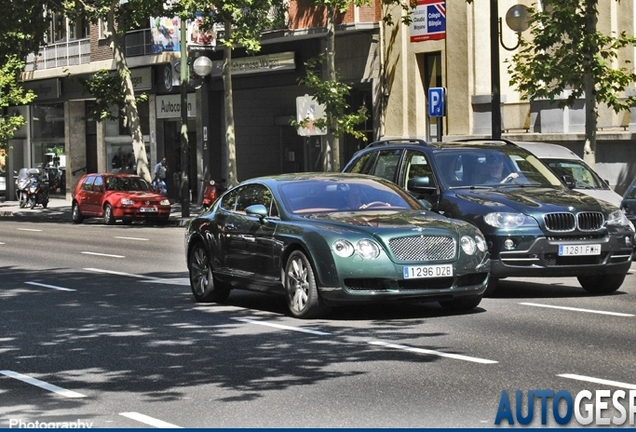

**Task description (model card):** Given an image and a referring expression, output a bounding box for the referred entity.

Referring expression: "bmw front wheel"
[578,273,625,294]
[188,242,230,302]
[284,250,328,319]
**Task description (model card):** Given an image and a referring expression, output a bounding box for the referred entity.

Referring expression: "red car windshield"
[105,177,151,192]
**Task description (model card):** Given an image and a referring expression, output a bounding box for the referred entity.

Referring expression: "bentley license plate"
[403,264,453,279]
[558,244,601,256]
[140,207,158,213]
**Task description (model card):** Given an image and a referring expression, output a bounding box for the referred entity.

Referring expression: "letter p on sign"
[428,87,446,117]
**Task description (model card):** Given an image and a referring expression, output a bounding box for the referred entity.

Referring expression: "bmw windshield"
[433,148,564,189]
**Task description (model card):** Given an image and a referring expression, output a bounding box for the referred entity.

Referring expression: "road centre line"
[0,370,86,398]
[81,251,125,259]
[369,340,499,364]
[119,412,182,428]
[558,374,636,390]
[25,281,76,292]
[520,302,634,317]
[232,317,331,335]
[114,236,149,241]
[234,318,496,363]
[84,268,190,286]
[17,228,42,232]
[84,267,156,279]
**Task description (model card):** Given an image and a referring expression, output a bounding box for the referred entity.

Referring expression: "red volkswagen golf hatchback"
[72,173,171,224]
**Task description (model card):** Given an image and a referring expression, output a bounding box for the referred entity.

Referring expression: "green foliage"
[0,57,37,150]
[80,69,148,126]
[292,56,369,141]
[508,0,636,114]
[184,0,287,54]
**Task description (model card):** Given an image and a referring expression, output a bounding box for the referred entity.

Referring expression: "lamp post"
[180,19,190,217]
[490,1,529,139]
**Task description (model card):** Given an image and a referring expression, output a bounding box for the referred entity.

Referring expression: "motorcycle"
[201,179,225,210]
[15,168,49,209]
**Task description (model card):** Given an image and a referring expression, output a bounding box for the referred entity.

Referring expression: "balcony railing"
[25,38,91,72]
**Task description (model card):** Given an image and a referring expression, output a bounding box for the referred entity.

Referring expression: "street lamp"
[490,1,529,139]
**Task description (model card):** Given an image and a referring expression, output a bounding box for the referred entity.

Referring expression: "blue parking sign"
[428,87,446,117]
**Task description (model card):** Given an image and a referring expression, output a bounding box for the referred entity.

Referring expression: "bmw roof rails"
[366,138,429,148]
[453,138,518,146]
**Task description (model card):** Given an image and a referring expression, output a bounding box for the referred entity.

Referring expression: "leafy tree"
[0,0,61,149]
[508,0,636,167]
[63,0,175,182]
[292,55,369,171]
[296,0,415,172]
[186,0,287,188]
[0,57,38,150]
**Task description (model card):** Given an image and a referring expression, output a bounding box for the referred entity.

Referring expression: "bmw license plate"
[558,244,601,256]
[140,207,158,213]
[403,264,453,279]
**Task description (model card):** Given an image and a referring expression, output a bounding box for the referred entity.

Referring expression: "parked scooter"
[15,168,30,208]
[15,168,49,209]
[201,179,225,210]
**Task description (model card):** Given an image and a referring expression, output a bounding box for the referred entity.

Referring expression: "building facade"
[6,0,636,203]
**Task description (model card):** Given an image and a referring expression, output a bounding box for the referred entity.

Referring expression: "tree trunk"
[108,5,151,182]
[223,20,238,188]
[582,0,597,168]
[326,6,339,172]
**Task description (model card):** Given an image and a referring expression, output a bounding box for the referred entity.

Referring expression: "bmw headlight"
[356,239,380,259]
[484,212,537,229]
[606,209,632,228]
[120,198,134,205]
[332,239,355,257]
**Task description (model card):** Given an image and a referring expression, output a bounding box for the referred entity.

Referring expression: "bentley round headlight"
[460,236,476,255]
[332,239,355,257]
[475,235,487,252]
[356,239,380,259]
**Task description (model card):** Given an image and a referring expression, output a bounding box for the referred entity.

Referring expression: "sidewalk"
[0,195,202,226]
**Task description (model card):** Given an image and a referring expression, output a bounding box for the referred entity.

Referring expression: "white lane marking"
[81,251,125,259]
[233,318,331,335]
[520,302,634,317]
[0,242,5,245]
[84,268,189,286]
[114,236,149,241]
[369,340,499,364]
[119,412,182,428]
[84,267,149,279]
[558,374,636,390]
[17,228,42,232]
[0,370,86,398]
[25,281,76,292]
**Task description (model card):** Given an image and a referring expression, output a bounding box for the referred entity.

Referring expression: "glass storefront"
[105,100,150,173]
[31,103,66,194]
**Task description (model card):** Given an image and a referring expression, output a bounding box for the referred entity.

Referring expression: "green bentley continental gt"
[184,173,490,318]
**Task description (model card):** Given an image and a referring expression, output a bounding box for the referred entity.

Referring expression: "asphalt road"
[1,218,635,428]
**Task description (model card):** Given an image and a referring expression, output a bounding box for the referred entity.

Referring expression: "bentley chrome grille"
[543,212,604,232]
[388,235,456,261]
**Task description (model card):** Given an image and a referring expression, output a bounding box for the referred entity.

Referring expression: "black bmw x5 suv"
[343,138,634,295]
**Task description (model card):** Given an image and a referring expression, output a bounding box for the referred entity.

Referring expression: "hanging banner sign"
[410,0,446,42]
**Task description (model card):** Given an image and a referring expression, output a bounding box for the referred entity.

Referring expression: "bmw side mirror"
[246,204,268,220]
[407,176,437,195]
[561,174,576,189]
